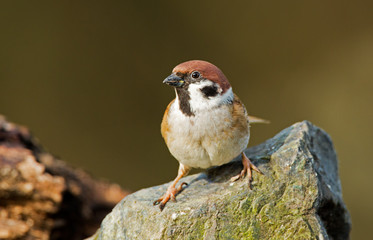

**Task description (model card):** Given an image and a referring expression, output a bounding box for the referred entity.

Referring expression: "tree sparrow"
[154,60,267,210]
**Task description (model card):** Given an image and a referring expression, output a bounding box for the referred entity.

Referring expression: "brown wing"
[232,94,269,124]
[161,99,175,142]
[231,94,250,133]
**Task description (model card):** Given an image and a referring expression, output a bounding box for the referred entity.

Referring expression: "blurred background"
[1,1,372,238]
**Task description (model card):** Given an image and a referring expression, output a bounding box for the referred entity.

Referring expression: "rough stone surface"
[0,116,129,240]
[94,121,351,240]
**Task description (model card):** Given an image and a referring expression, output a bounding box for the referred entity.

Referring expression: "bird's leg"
[230,152,262,188]
[153,163,191,211]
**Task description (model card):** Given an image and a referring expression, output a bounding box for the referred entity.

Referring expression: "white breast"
[165,88,250,169]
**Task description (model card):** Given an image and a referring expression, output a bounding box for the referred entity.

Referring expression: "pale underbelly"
[167,133,249,169]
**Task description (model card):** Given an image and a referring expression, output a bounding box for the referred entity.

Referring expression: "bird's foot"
[230,152,262,188]
[153,182,188,211]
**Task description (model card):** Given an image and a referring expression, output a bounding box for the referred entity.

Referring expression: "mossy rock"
[92,121,351,240]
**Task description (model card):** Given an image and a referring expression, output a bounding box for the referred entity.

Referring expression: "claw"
[230,152,262,188]
[153,198,162,206]
[153,182,188,211]
[153,164,191,211]
[159,202,166,211]
[177,182,188,191]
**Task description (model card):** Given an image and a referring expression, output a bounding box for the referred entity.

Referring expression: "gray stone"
[93,121,351,240]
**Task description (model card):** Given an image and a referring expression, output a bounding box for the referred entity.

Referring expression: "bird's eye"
[191,71,200,79]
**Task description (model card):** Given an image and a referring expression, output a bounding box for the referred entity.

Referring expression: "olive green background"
[1,1,372,239]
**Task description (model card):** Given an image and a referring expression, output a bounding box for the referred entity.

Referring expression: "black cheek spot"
[201,85,219,98]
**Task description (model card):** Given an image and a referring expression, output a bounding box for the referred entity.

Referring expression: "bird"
[154,60,268,210]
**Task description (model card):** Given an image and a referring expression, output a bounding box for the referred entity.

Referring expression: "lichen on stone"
[94,121,351,240]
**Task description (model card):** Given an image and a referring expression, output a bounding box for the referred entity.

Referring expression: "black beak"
[163,74,185,87]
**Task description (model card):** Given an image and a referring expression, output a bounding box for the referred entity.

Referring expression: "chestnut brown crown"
[172,60,231,93]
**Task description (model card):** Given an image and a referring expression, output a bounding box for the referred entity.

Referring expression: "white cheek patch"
[187,81,233,112]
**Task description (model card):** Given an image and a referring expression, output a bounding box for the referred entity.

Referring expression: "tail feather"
[248,115,270,124]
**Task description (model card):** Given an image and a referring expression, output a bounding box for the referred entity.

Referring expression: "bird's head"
[163,60,234,115]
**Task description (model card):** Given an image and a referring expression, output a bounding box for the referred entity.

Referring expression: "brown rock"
[0,115,129,240]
